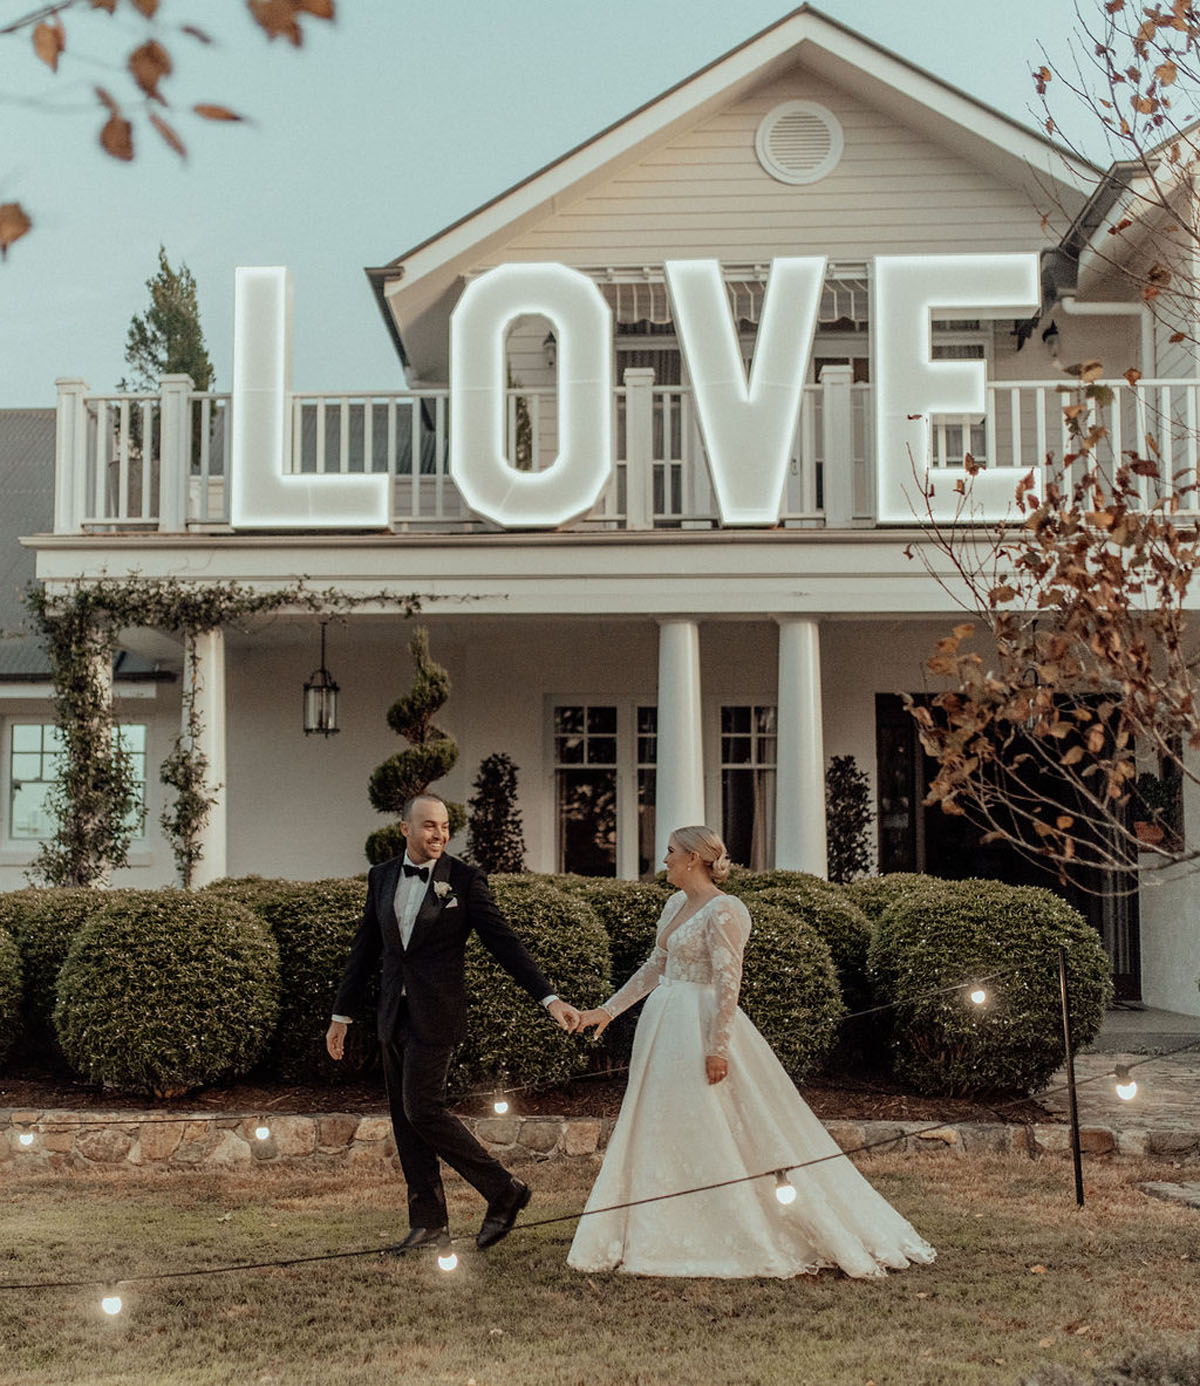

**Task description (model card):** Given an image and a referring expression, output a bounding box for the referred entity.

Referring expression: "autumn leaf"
[181,25,213,43]
[150,112,186,159]
[193,103,245,122]
[989,585,1017,605]
[1156,59,1178,86]
[89,0,118,11]
[1170,331,1186,344]
[0,202,32,258]
[1124,367,1142,387]
[129,0,159,17]
[33,17,65,73]
[128,40,172,100]
[100,109,134,161]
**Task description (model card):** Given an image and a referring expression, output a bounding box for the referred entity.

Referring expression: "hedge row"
[0,869,1116,1099]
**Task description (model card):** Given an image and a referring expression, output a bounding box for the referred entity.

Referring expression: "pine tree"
[365,627,465,864]
[467,753,526,872]
[120,246,213,392]
[825,754,874,884]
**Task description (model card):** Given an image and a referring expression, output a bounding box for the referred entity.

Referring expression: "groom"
[326,793,580,1251]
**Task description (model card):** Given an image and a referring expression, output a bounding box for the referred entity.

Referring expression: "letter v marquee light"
[873,253,1040,524]
[665,257,826,526]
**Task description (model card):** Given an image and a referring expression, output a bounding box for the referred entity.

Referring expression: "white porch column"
[774,617,827,874]
[53,377,89,534]
[655,618,706,864]
[187,627,228,886]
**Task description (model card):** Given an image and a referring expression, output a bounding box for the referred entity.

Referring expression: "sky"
[0,0,1117,408]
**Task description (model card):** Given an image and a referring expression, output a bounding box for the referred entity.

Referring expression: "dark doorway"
[875,694,1141,1000]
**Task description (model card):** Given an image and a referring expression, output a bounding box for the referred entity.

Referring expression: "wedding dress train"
[567,892,936,1279]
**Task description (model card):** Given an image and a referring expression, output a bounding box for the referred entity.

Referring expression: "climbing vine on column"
[24,578,420,888]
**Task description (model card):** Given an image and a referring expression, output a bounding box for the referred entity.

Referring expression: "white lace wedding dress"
[567,891,936,1279]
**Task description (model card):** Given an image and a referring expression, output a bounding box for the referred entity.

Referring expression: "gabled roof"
[0,409,55,677]
[366,3,1101,374]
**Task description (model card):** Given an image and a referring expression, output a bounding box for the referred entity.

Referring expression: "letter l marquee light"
[873,253,1040,524]
[665,257,826,525]
[230,267,389,529]
[449,263,612,527]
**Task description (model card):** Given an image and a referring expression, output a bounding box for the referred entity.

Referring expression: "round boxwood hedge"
[54,891,280,1096]
[451,876,611,1094]
[843,872,950,925]
[737,897,844,1080]
[0,888,128,1062]
[869,878,1114,1096]
[205,875,375,1083]
[0,925,22,1065]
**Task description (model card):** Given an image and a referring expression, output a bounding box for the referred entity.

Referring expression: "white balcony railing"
[50,370,1200,535]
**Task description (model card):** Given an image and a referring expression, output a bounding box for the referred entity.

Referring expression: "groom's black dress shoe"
[477,1178,531,1249]
[384,1226,449,1255]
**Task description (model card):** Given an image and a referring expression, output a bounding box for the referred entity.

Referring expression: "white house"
[15,6,1200,1015]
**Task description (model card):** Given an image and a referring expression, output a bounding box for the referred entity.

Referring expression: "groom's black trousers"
[381,1017,513,1230]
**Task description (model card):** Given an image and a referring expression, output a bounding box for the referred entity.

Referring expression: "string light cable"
[7,1033,1198,1300]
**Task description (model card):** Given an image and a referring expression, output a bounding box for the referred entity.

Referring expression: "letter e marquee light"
[873,253,1040,524]
[449,263,612,528]
[666,257,826,526]
[230,268,389,529]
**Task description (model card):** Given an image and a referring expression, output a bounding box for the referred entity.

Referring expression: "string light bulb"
[774,1171,796,1206]
[437,1235,458,1272]
[969,986,988,1006]
[1114,1065,1138,1102]
[100,1293,123,1317]
[254,1124,271,1142]
[492,1095,510,1116]
[17,1131,35,1147]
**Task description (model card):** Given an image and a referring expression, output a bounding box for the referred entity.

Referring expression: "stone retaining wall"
[4,1107,1193,1173]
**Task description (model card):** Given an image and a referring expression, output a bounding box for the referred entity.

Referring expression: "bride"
[567,825,936,1279]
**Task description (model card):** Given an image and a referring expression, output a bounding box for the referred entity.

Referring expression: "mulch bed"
[0,1064,1056,1127]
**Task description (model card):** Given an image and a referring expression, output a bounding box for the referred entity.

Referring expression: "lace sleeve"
[705,896,750,1059]
[599,893,681,1018]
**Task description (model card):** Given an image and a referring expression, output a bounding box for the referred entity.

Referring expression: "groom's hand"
[547,999,581,1032]
[325,1020,348,1061]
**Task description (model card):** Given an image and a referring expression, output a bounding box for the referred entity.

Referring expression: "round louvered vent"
[754,101,843,185]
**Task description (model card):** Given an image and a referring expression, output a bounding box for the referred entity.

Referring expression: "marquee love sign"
[230,255,1040,531]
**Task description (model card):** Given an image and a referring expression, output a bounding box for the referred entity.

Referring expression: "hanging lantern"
[303,623,340,736]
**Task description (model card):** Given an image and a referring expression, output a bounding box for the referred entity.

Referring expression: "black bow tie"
[402,863,429,882]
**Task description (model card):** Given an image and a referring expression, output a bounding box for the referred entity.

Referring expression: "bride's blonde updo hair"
[671,825,733,884]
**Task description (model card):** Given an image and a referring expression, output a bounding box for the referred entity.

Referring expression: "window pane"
[637,767,656,879]
[755,707,777,736]
[722,735,752,765]
[11,724,43,753]
[12,754,43,782]
[587,706,617,735]
[11,781,56,840]
[637,706,657,735]
[587,736,617,765]
[722,706,750,735]
[556,735,584,765]
[557,768,616,876]
[555,706,584,735]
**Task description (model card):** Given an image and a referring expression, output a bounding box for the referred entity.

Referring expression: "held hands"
[574,1008,613,1038]
[547,999,582,1032]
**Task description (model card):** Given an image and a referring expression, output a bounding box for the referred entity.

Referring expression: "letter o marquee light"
[449,263,613,528]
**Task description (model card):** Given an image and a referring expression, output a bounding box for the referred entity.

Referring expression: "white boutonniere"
[433,881,456,907]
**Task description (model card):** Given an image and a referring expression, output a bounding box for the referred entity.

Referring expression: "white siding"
[485,67,1058,267]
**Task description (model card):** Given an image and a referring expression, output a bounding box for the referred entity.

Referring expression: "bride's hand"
[705,1055,728,1085]
[576,1008,613,1037]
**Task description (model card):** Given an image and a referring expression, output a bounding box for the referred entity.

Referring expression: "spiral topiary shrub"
[0,926,22,1065]
[451,876,610,1093]
[0,887,125,1063]
[54,890,280,1096]
[869,878,1113,1096]
[205,875,374,1083]
[738,897,844,1081]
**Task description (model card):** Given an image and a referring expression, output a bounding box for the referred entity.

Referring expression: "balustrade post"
[158,373,194,533]
[818,364,854,528]
[622,366,656,530]
[54,377,89,533]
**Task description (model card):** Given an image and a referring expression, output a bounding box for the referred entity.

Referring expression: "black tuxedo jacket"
[332,852,554,1047]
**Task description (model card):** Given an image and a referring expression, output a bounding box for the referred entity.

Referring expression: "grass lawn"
[1,1153,1197,1386]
